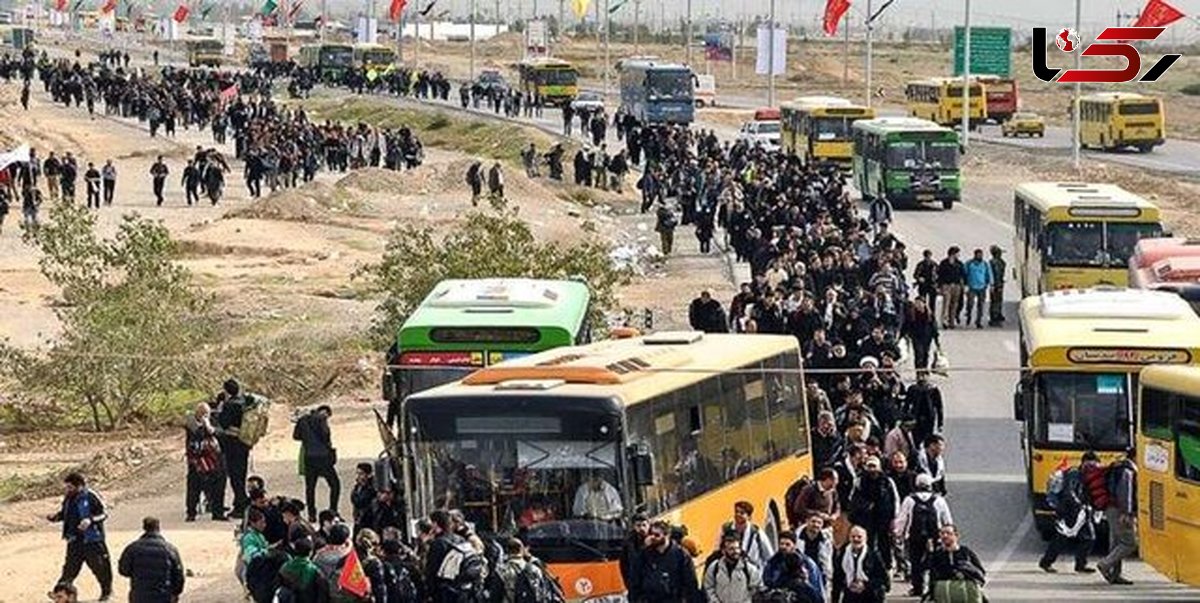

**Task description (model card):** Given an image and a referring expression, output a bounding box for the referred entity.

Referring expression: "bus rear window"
[429,327,541,344]
[1119,102,1159,116]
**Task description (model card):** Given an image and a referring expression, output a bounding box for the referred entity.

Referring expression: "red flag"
[1133,0,1185,28]
[337,548,371,598]
[823,0,851,36]
[389,0,406,22]
[101,0,117,13]
[219,84,239,102]
[172,4,189,21]
[55,0,68,11]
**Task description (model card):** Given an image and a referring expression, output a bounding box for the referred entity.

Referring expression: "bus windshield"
[1036,372,1130,450]
[1045,221,1162,267]
[363,50,395,65]
[539,69,577,86]
[811,117,853,140]
[1120,102,1160,116]
[885,141,959,169]
[322,46,353,66]
[646,71,692,101]
[409,405,627,561]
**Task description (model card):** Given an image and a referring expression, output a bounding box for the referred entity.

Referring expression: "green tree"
[356,209,628,346]
[5,202,216,431]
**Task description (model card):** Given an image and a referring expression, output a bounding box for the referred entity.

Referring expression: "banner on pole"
[1133,0,1185,27]
[704,32,733,62]
[823,0,850,36]
[755,25,786,76]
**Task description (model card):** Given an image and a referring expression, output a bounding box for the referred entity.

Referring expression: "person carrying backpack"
[498,538,564,603]
[1097,449,1138,585]
[1039,453,1099,575]
[926,525,986,603]
[629,520,700,603]
[893,474,953,598]
[703,535,764,603]
[426,510,489,603]
[379,537,423,603]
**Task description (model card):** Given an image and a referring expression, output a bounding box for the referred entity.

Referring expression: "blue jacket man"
[962,248,995,328]
[764,532,826,602]
[48,472,113,601]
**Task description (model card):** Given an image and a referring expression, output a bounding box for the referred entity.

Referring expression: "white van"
[694,74,716,107]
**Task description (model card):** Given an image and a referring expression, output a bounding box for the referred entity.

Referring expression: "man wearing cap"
[894,473,954,598]
[850,456,898,571]
[987,245,1007,326]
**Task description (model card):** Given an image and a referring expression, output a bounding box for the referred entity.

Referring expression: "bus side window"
[720,371,753,481]
[1014,196,1025,238]
[766,351,808,457]
[1176,394,1200,482]
[745,361,770,470]
[624,404,660,514]
[1141,387,1174,441]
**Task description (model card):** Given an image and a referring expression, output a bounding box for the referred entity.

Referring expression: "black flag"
[419,0,436,16]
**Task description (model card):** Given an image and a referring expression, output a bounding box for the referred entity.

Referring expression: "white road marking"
[1004,340,1018,353]
[951,473,1027,484]
[987,510,1033,576]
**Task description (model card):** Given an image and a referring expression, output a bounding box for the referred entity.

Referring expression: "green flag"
[607,0,626,13]
[201,2,215,17]
[261,0,277,15]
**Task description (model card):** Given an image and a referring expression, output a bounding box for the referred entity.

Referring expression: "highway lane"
[973,123,1200,177]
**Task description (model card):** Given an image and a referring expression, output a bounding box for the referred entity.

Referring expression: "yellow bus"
[780,96,876,169]
[353,43,396,72]
[905,77,987,129]
[394,332,810,599]
[186,37,224,68]
[517,57,579,106]
[1012,182,1164,297]
[1079,92,1165,153]
[1137,365,1200,587]
[1014,287,1200,539]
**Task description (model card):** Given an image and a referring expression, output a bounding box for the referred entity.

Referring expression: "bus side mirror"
[628,444,655,487]
[382,372,396,402]
[1014,378,1030,421]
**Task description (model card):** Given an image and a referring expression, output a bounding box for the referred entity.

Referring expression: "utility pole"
[603,0,611,96]
[470,0,477,79]
[633,0,640,53]
[685,0,691,64]
[767,0,776,106]
[864,0,872,106]
[320,0,327,41]
[1072,0,1081,170]
[842,11,848,85]
[961,0,970,147]
[558,0,564,38]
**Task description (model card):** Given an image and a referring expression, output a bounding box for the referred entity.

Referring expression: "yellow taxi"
[1002,112,1045,138]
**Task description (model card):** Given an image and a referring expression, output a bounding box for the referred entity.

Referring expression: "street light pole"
[1072,0,1081,170]
[767,0,776,107]
[864,0,872,106]
[961,0,971,147]
[633,0,640,53]
[685,0,692,64]
[470,0,477,79]
[603,0,611,96]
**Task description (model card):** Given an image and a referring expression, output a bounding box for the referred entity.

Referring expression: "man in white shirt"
[572,475,623,520]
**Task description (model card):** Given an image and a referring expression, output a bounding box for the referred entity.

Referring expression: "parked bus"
[517,57,579,106]
[1136,365,1200,587]
[780,96,876,169]
[186,37,224,67]
[389,332,810,599]
[974,74,1019,123]
[353,43,396,72]
[1014,287,1200,539]
[382,278,593,405]
[1078,92,1165,153]
[905,77,987,129]
[299,43,354,82]
[851,117,961,210]
[618,59,695,125]
[1012,182,1163,296]
[1128,238,1200,315]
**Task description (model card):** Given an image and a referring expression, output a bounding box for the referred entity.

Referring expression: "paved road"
[389,90,1200,600]
[973,123,1200,177]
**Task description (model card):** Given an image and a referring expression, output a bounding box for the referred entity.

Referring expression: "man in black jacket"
[688,290,729,333]
[629,520,699,603]
[832,525,889,603]
[619,514,649,588]
[47,472,112,601]
[117,517,185,603]
[216,379,252,519]
[293,404,340,522]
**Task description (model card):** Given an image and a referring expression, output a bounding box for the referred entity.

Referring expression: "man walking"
[117,517,186,602]
[43,151,62,201]
[84,162,101,209]
[894,473,953,598]
[703,535,763,603]
[716,501,775,570]
[150,156,169,206]
[987,245,1007,326]
[182,160,201,206]
[100,160,116,206]
[629,520,700,603]
[60,153,78,203]
[216,379,253,519]
[47,472,113,601]
[963,248,994,329]
[293,404,341,523]
[1040,453,1098,574]
[185,402,226,521]
[1097,449,1138,585]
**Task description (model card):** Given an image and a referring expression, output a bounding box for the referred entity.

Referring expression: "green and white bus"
[852,117,962,210]
[383,278,594,404]
[299,43,355,82]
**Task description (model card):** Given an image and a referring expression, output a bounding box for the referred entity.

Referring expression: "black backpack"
[909,495,941,543]
[382,559,420,603]
[513,561,564,603]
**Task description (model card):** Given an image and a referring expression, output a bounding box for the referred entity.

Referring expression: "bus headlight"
[584,595,628,603]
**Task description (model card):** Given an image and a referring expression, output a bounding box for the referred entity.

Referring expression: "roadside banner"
[755,24,786,76]
[0,144,31,171]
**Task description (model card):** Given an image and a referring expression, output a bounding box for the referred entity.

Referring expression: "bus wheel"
[1138,144,1153,153]
[942,199,954,211]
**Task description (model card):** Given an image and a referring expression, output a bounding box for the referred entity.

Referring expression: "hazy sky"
[419,0,1198,36]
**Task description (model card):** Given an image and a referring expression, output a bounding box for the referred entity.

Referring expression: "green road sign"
[953,26,1012,77]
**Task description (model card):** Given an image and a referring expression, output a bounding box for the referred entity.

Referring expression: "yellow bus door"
[1171,424,1200,585]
